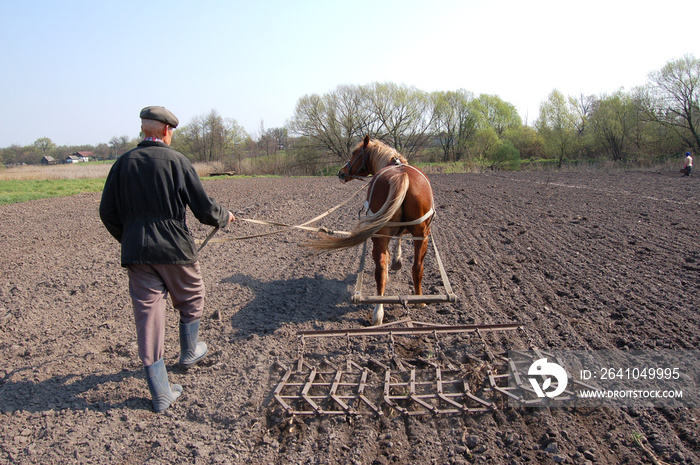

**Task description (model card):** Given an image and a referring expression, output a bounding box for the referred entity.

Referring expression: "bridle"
[339,145,371,182]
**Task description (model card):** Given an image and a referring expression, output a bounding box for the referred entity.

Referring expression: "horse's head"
[338,135,371,183]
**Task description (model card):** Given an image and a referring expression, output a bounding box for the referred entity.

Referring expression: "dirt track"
[1,171,699,464]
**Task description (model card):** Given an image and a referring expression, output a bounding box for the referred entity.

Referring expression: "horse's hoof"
[390,261,402,271]
[372,304,384,326]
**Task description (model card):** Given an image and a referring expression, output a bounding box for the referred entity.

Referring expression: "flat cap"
[139,105,179,128]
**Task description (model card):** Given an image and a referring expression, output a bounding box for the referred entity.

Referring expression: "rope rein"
[197,183,369,246]
[198,146,434,249]
[196,177,435,248]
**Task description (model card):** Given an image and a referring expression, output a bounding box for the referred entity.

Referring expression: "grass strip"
[0,178,106,205]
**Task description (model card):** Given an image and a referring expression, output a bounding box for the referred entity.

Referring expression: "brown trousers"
[126,262,204,366]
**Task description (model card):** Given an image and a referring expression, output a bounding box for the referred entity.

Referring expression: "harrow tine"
[300,368,323,414]
[329,370,353,413]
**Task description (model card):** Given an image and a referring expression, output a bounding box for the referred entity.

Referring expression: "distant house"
[71,151,93,162]
[41,155,57,165]
[65,151,93,163]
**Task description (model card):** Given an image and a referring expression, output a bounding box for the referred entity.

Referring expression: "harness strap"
[383,207,435,227]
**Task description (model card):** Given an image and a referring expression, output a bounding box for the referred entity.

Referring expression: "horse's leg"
[371,236,390,325]
[390,238,402,271]
[412,237,430,307]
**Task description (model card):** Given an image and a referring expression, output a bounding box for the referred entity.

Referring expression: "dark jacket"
[99,140,229,265]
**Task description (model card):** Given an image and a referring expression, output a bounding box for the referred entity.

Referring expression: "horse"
[309,135,435,325]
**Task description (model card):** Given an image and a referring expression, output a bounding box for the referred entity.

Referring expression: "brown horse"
[310,136,434,325]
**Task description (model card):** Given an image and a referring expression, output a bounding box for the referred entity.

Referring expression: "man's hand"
[228,211,236,223]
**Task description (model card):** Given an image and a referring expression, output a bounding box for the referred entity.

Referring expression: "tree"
[590,91,637,161]
[430,89,477,162]
[571,94,595,136]
[536,90,580,167]
[109,136,130,159]
[486,139,521,170]
[366,82,434,159]
[469,127,500,160]
[172,110,248,166]
[204,110,227,162]
[93,143,111,160]
[641,54,700,153]
[257,122,287,157]
[472,94,521,136]
[288,136,337,175]
[630,88,686,160]
[1,145,24,164]
[288,84,369,160]
[505,125,545,160]
[33,137,56,155]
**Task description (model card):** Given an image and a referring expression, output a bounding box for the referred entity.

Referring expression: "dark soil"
[1,171,699,464]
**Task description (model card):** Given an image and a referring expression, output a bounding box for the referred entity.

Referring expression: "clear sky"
[1,0,698,147]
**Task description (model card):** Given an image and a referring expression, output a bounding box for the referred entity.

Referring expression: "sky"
[1,0,699,147]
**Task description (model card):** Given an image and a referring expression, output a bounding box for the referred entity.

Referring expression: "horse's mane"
[356,138,408,171]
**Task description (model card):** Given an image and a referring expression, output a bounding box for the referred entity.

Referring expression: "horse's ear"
[363,135,370,147]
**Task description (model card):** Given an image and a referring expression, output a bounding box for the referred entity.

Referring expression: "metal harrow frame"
[351,232,457,306]
[272,319,524,416]
[272,320,600,416]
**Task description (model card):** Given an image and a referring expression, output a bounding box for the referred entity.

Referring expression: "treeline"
[0,135,140,166]
[288,55,699,171]
[2,55,698,174]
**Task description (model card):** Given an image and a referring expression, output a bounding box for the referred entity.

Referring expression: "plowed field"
[1,171,699,464]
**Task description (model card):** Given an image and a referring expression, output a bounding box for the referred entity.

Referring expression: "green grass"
[0,174,268,205]
[414,161,472,173]
[0,178,106,205]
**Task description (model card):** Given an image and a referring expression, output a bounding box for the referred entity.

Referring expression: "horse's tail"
[308,172,409,251]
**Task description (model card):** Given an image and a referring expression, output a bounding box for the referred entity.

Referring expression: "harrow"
[271,318,594,416]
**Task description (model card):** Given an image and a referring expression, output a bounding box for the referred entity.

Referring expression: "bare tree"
[173,110,248,166]
[572,94,595,136]
[290,83,437,162]
[641,54,700,152]
[256,121,287,157]
[366,82,434,159]
[109,135,130,158]
[288,84,369,159]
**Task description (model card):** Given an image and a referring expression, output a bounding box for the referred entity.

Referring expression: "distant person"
[99,106,235,413]
[682,152,693,176]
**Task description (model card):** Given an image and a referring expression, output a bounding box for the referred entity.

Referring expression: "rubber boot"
[144,358,182,413]
[179,320,208,368]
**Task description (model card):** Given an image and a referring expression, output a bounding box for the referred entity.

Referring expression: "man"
[683,151,693,176]
[99,106,235,413]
